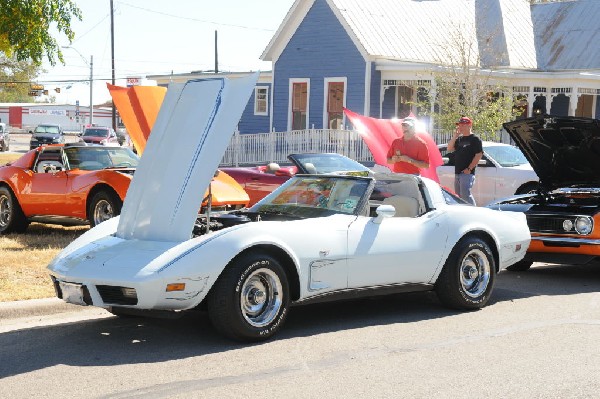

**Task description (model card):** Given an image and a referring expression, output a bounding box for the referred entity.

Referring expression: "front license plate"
[59,281,87,306]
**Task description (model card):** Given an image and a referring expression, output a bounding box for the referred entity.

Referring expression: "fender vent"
[96,285,138,305]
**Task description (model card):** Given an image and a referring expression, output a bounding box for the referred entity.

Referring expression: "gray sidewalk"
[0,297,81,320]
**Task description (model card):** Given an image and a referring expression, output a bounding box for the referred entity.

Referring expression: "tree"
[0,55,43,102]
[0,0,82,66]
[414,22,518,140]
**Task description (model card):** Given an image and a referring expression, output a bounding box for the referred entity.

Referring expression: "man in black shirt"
[447,116,483,205]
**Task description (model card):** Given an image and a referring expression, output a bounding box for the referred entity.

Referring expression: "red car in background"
[221,153,372,206]
[80,126,121,146]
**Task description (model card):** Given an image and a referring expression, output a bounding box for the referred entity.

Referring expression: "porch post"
[569,86,579,116]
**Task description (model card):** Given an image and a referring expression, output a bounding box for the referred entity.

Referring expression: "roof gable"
[264,0,600,72]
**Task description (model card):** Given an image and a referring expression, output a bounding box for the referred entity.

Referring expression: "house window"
[327,82,344,129]
[292,82,308,130]
[254,86,268,116]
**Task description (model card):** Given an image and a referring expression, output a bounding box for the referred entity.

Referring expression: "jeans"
[455,173,476,205]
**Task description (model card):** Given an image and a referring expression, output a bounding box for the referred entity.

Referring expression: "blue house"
[151,0,600,134]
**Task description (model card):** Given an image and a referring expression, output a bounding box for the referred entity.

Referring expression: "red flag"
[344,108,443,182]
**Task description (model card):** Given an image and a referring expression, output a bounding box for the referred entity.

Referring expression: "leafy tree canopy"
[0,0,82,66]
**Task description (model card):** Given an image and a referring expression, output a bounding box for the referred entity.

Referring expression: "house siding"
[238,83,271,133]
[272,0,366,131]
[369,62,381,118]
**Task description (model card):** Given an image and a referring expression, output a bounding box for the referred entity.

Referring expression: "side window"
[34,149,64,173]
[254,86,268,116]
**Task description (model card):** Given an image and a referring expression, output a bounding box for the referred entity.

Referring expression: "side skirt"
[293,283,434,306]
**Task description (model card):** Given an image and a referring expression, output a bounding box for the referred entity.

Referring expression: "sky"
[39,0,295,106]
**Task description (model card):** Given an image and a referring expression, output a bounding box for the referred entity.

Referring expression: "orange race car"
[0,143,249,233]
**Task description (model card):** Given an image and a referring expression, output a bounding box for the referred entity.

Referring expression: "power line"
[118,1,276,32]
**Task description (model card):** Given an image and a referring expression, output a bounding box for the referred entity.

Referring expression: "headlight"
[562,219,573,232]
[574,216,593,235]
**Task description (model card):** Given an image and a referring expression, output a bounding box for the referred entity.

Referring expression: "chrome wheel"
[460,248,491,298]
[93,199,114,225]
[0,194,11,228]
[240,268,283,328]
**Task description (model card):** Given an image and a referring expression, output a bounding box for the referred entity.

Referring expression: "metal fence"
[220,128,514,166]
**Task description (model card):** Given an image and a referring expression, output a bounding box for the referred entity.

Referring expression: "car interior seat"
[266,162,281,173]
[382,179,424,217]
[36,160,63,173]
[382,195,419,217]
[304,162,318,174]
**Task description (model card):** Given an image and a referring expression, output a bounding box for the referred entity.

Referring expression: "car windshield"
[83,128,109,137]
[251,175,370,217]
[291,153,371,175]
[64,147,140,170]
[485,145,529,167]
[35,125,60,134]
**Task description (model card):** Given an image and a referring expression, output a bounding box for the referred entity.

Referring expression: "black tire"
[88,190,122,227]
[506,259,533,272]
[435,237,496,310]
[208,252,290,342]
[0,186,29,234]
[516,182,539,195]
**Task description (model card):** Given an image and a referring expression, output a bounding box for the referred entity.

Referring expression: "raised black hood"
[503,115,600,191]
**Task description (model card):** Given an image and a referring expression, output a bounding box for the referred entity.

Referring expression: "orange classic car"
[487,115,600,271]
[0,144,249,233]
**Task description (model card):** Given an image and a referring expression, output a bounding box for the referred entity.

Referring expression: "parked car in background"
[437,141,539,206]
[0,144,249,233]
[80,126,120,146]
[29,124,65,149]
[487,115,600,271]
[221,152,372,205]
[0,122,9,152]
[0,144,138,232]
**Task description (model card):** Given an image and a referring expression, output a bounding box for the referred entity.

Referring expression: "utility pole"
[62,46,93,125]
[110,0,116,131]
[214,30,218,74]
[89,55,94,125]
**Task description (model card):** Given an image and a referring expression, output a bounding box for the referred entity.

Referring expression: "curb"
[0,297,83,320]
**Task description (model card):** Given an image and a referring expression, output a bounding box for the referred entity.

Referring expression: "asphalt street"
[1,262,599,398]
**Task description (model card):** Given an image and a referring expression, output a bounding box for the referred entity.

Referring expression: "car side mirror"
[373,204,395,224]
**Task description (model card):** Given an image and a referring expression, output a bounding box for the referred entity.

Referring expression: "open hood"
[116,74,258,242]
[503,115,600,191]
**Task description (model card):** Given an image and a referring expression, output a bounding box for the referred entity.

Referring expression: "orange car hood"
[107,82,249,211]
[116,75,258,242]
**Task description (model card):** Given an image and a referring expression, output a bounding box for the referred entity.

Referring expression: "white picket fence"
[220,128,513,166]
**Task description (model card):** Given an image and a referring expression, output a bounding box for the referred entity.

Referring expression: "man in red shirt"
[386,117,430,174]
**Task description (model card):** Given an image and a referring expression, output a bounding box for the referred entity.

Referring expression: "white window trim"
[254,86,269,116]
[323,77,347,129]
[288,78,310,131]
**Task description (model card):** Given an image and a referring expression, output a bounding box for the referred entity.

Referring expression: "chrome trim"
[296,282,433,304]
[533,236,600,245]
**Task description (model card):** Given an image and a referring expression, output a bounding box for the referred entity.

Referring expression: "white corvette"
[48,76,531,342]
